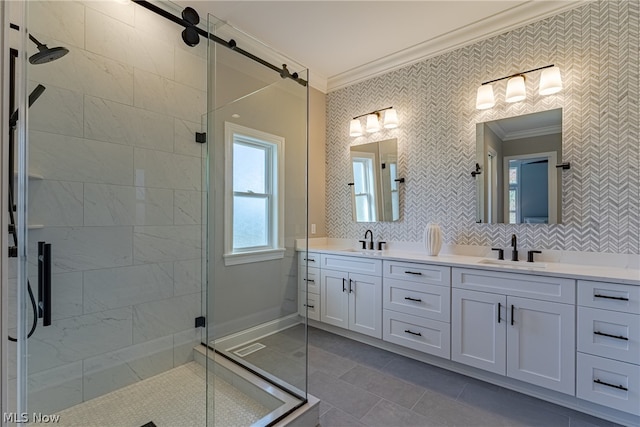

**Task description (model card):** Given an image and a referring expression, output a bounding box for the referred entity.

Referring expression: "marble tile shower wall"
[9,1,207,413]
[326,0,640,255]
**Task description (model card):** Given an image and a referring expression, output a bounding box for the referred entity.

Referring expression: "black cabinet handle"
[304,258,315,262]
[404,329,422,336]
[594,331,629,341]
[497,302,501,324]
[342,278,346,292]
[303,278,315,283]
[594,294,629,301]
[404,271,422,276]
[304,304,315,309]
[510,304,514,326]
[404,296,422,302]
[349,279,354,293]
[43,243,52,327]
[594,379,628,391]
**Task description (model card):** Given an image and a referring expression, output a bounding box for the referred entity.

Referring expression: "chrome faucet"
[364,229,374,250]
[511,234,519,261]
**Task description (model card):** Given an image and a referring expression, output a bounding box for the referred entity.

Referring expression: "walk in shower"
[3,0,310,425]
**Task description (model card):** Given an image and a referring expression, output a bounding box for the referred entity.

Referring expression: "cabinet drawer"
[320,254,382,275]
[383,278,450,322]
[299,291,320,321]
[577,352,640,415]
[299,267,320,294]
[298,251,320,268]
[382,310,450,359]
[578,280,640,314]
[452,268,575,304]
[578,306,639,365]
[383,261,450,286]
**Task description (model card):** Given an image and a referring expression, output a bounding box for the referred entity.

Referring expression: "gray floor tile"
[316,335,400,370]
[255,328,306,354]
[309,371,381,419]
[309,345,358,378]
[569,416,622,427]
[319,407,366,427]
[340,365,426,409]
[318,401,333,417]
[242,346,306,391]
[413,390,515,427]
[360,399,432,427]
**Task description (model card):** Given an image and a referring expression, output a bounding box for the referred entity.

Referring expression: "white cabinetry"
[452,268,575,395]
[320,254,382,339]
[298,252,320,321]
[577,280,640,415]
[382,260,451,358]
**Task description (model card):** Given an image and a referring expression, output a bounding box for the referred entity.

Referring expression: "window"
[224,123,284,265]
[508,163,519,224]
[351,153,377,222]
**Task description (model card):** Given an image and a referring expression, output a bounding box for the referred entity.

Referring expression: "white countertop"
[298,239,640,286]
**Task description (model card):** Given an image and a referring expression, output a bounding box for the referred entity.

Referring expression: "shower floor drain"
[233,343,266,357]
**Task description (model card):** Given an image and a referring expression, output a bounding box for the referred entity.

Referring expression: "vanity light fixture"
[476,64,562,109]
[349,107,398,136]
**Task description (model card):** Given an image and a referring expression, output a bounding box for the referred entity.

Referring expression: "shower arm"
[131,0,307,87]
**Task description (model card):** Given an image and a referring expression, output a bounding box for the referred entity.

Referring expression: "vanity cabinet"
[451,268,575,395]
[382,260,451,358]
[320,254,383,339]
[576,280,640,415]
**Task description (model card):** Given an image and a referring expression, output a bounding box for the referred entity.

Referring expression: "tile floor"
[240,325,620,427]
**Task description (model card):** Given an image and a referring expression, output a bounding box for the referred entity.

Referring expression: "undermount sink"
[477,258,548,269]
[339,248,383,255]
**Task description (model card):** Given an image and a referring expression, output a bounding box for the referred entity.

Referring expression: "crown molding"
[326,0,590,93]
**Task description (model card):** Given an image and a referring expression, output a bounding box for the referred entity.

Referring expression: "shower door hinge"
[195,132,207,144]
[195,316,206,328]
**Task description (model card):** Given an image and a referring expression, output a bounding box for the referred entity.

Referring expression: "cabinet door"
[507,296,575,395]
[452,289,506,375]
[348,273,382,339]
[320,269,349,329]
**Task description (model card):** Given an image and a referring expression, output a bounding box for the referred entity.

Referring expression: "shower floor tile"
[44,362,270,427]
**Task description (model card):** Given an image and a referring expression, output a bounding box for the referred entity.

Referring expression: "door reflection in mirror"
[350,138,399,222]
[476,109,562,224]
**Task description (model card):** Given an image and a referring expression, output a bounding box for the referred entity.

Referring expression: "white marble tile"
[30,131,134,186]
[28,226,133,273]
[29,82,84,137]
[28,180,84,227]
[175,47,206,91]
[133,225,202,264]
[28,308,132,370]
[84,184,173,226]
[27,362,83,416]
[173,329,203,366]
[82,0,135,26]
[133,68,206,121]
[134,148,202,190]
[51,272,84,321]
[29,1,85,48]
[83,263,174,313]
[174,259,202,296]
[85,8,174,79]
[174,118,205,157]
[133,293,201,344]
[29,42,134,105]
[84,95,174,152]
[174,190,202,225]
[83,335,174,400]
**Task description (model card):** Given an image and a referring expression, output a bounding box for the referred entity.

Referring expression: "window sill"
[223,248,286,266]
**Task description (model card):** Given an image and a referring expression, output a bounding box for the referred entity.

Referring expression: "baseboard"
[213,313,302,352]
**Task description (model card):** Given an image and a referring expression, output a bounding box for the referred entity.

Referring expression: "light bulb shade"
[383,108,398,128]
[505,75,526,103]
[539,66,562,95]
[349,119,362,137]
[365,114,380,133]
[475,85,495,110]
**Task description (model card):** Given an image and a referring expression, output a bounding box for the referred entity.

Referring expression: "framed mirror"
[350,138,399,222]
[476,109,563,224]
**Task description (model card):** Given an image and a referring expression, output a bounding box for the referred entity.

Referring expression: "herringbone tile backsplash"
[325,0,639,254]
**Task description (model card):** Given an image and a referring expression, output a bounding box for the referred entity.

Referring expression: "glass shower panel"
[9,0,208,423]
[207,13,309,423]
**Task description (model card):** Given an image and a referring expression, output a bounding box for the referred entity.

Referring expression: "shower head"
[28,34,69,64]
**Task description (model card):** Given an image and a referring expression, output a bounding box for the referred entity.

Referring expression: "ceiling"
[180,1,586,92]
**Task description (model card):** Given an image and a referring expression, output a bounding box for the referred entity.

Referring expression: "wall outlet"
[311,224,316,234]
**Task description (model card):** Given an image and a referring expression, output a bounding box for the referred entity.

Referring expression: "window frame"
[224,122,285,266]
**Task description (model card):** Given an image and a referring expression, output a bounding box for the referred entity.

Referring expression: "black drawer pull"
[404,296,422,302]
[304,304,315,309]
[404,329,422,336]
[594,294,629,301]
[511,304,515,326]
[304,258,316,262]
[594,331,629,341]
[304,278,315,283]
[497,302,501,324]
[404,271,422,275]
[594,379,628,391]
